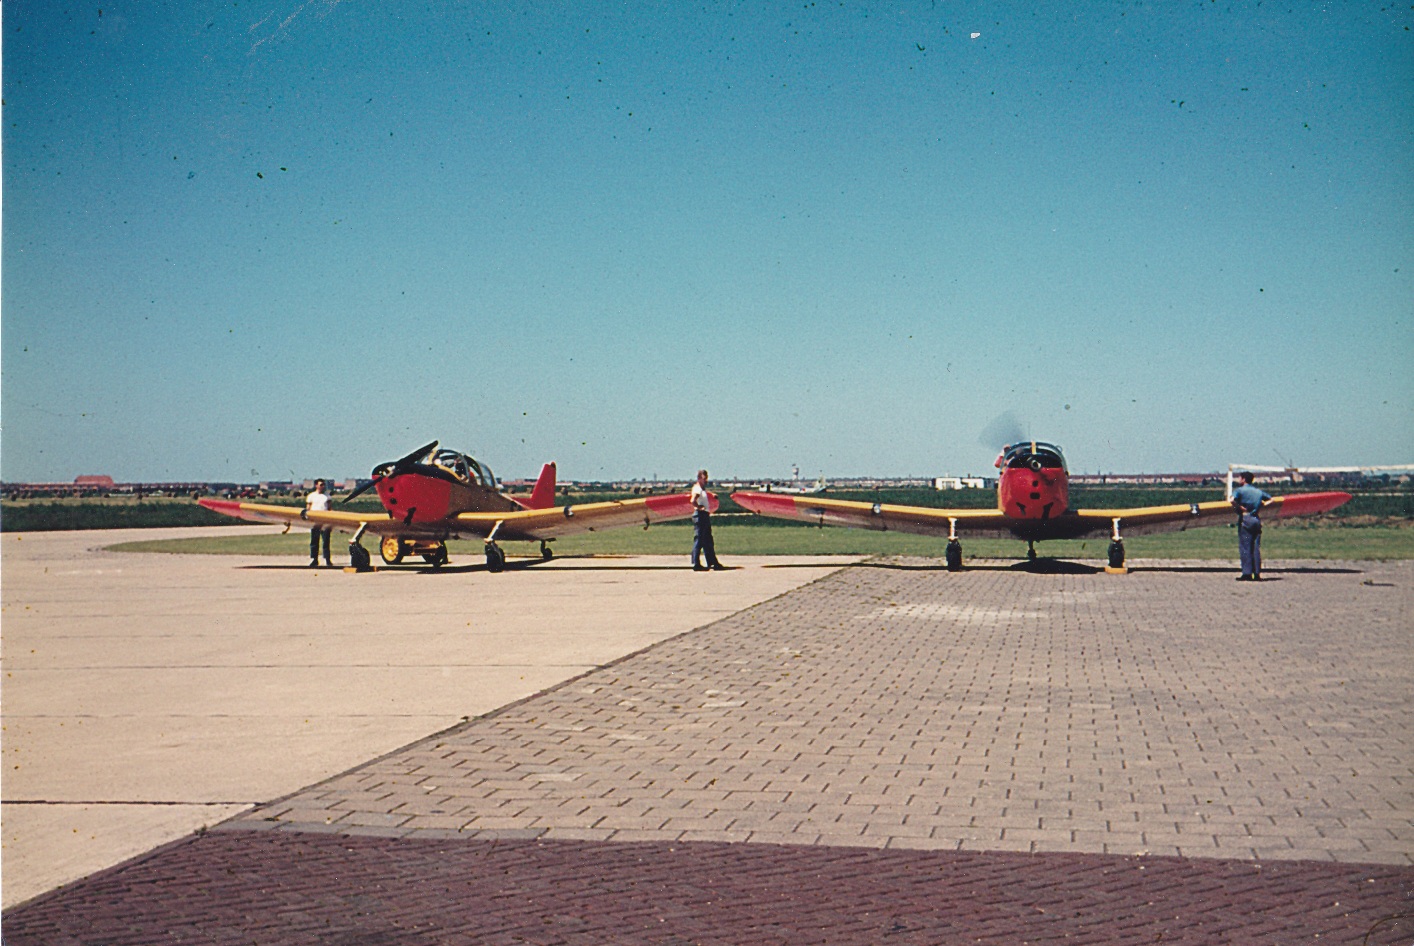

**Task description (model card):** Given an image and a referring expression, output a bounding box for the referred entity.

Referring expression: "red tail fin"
[524,462,557,509]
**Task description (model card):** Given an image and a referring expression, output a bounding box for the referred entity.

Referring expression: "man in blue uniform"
[1230,471,1272,581]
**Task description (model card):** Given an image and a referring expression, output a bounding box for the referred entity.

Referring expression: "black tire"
[1107,540,1125,569]
[945,540,962,571]
[380,536,406,565]
[349,544,372,572]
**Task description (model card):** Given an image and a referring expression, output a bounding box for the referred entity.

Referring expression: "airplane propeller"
[339,440,439,504]
[979,411,1027,449]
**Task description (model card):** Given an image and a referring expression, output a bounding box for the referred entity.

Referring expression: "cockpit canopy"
[999,441,1067,471]
[430,448,496,488]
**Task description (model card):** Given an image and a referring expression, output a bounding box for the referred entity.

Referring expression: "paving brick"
[8,558,1412,941]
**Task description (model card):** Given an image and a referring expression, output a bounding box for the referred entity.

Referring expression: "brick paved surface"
[6,559,1412,943]
[7,832,1411,944]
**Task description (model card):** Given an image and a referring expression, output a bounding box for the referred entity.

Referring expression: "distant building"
[934,476,990,490]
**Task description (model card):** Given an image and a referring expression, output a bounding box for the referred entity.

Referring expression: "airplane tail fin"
[525,462,557,509]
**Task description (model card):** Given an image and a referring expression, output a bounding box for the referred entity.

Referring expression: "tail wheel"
[380,536,407,565]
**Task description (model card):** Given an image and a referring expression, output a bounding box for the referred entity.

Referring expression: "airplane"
[731,440,1352,571]
[197,440,716,572]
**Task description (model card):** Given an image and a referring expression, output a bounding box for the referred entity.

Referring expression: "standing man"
[1230,471,1272,581]
[690,469,724,571]
[305,478,334,567]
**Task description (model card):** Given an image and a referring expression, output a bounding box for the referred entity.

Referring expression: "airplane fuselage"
[370,447,520,524]
[375,473,518,524]
[995,441,1070,521]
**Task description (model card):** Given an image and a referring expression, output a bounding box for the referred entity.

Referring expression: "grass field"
[108,517,1414,562]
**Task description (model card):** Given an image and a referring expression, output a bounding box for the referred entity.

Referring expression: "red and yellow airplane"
[198,440,716,572]
[732,440,1351,570]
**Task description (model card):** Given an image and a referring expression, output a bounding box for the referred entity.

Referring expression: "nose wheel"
[380,536,407,565]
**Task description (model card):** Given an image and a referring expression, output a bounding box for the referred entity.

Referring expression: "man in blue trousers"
[690,469,724,572]
[1230,471,1272,581]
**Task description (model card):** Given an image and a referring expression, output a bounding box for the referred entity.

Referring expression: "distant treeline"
[2,485,1408,532]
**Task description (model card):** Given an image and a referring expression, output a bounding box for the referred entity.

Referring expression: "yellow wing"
[1071,491,1353,537]
[198,493,709,541]
[730,492,1015,538]
[732,490,1353,541]
[453,492,710,540]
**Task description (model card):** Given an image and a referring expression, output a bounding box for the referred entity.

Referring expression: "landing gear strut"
[945,518,963,572]
[1107,517,1126,571]
[540,540,554,562]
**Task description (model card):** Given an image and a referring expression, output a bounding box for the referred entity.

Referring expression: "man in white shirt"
[305,478,333,567]
[689,469,724,571]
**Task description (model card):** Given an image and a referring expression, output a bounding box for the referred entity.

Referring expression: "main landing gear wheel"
[348,542,372,572]
[485,542,506,573]
[421,543,448,567]
[380,536,407,565]
[945,539,963,572]
[540,541,554,562]
[1108,540,1126,569]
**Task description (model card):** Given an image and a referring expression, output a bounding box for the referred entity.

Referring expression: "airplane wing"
[452,492,713,541]
[1070,491,1353,537]
[730,490,1352,541]
[198,493,712,542]
[198,499,401,534]
[730,492,1018,538]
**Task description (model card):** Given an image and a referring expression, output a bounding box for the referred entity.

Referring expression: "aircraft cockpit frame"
[998,441,1067,472]
[431,448,496,489]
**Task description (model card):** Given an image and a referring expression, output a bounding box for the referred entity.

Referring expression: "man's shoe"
[710,564,726,571]
[309,560,319,568]
[1236,575,1251,581]
[693,565,707,572]
[324,560,333,568]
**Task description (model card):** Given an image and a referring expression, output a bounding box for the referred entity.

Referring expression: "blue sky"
[4,2,1411,484]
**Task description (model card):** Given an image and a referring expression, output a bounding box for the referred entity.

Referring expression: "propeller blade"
[336,441,441,506]
[340,476,380,504]
[394,440,439,470]
[979,411,1026,448]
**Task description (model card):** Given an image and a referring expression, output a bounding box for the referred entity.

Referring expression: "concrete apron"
[1,526,858,907]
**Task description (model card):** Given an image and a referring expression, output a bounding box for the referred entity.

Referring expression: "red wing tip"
[198,498,243,515]
[1277,491,1353,517]
[731,491,799,516]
